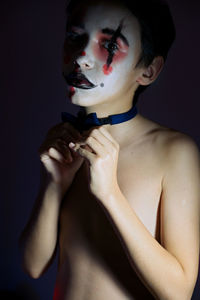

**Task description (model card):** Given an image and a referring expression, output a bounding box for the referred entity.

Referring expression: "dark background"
[1,0,200,299]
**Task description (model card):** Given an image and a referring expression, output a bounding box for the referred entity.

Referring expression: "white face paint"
[62,0,142,107]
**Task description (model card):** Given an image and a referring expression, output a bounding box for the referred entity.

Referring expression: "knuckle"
[87,136,93,143]
[92,129,98,135]
[48,146,56,153]
[40,153,49,161]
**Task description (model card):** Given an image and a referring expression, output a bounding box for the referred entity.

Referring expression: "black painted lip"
[64,72,97,90]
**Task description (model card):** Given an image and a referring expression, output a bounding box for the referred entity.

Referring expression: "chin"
[69,93,96,107]
[68,85,120,108]
[69,89,101,107]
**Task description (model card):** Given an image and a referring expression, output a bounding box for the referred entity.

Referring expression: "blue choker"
[61,105,138,131]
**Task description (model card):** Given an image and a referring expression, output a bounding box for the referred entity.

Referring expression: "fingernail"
[69,142,75,148]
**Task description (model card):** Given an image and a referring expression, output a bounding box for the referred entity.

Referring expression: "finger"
[40,153,63,178]
[48,147,72,164]
[48,139,72,162]
[75,145,96,164]
[39,139,73,163]
[99,126,119,146]
[69,141,94,153]
[40,152,50,162]
[48,147,67,163]
[84,136,107,157]
[90,129,113,153]
[56,139,73,162]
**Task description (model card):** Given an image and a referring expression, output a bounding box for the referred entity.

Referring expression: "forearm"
[101,187,192,300]
[19,182,62,278]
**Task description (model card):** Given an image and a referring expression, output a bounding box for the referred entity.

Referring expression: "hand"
[69,126,120,200]
[38,122,84,196]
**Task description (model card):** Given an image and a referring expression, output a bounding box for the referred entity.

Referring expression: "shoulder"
[144,117,200,162]
[155,128,200,191]
[162,129,199,152]
[140,117,200,176]
[130,114,200,167]
[158,129,200,168]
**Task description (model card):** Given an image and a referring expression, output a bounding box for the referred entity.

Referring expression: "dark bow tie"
[61,105,138,131]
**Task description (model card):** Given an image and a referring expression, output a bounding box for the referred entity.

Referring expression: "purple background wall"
[0,0,200,299]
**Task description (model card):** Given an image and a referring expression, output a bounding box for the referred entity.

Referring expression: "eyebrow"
[101,28,129,46]
[67,23,129,47]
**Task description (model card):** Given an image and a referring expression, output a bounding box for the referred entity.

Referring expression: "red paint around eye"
[93,33,129,65]
[103,64,113,75]
[80,51,86,56]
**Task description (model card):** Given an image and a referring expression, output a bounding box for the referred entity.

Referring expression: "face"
[62,0,142,107]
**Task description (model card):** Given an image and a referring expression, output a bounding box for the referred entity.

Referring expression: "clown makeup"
[62,0,142,107]
[102,20,128,74]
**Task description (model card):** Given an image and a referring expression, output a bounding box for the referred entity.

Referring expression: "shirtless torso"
[54,116,175,300]
[19,0,199,297]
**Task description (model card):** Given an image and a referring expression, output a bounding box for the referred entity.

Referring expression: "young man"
[19,0,200,299]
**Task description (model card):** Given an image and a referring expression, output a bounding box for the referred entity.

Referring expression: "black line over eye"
[105,20,124,68]
[103,40,119,52]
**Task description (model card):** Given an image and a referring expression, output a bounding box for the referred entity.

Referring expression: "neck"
[81,95,143,147]
[83,87,135,116]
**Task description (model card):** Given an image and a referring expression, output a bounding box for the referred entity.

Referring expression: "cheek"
[63,40,83,65]
[102,64,113,75]
[110,41,129,64]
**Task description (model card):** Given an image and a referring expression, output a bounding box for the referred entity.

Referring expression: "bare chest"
[60,143,163,250]
[58,144,163,299]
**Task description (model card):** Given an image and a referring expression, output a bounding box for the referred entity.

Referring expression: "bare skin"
[55,115,166,300]
[51,114,199,300]
[19,1,200,299]
[19,112,200,299]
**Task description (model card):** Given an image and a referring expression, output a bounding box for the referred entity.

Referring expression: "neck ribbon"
[61,105,138,131]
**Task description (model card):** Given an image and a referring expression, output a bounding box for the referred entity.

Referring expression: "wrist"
[96,183,121,205]
[39,180,64,204]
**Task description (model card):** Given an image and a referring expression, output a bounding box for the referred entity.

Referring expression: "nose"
[76,50,95,70]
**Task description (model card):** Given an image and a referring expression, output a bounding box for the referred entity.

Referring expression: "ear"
[136,56,164,86]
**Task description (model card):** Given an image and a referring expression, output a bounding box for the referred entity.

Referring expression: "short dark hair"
[122,0,176,105]
[65,0,176,105]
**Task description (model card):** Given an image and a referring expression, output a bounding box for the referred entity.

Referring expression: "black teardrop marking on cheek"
[100,83,104,87]
[106,20,124,68]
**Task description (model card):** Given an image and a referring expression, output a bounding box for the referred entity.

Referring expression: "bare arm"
[19,122,84,278]
[100,134,200,300]
[19,175,63,279]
